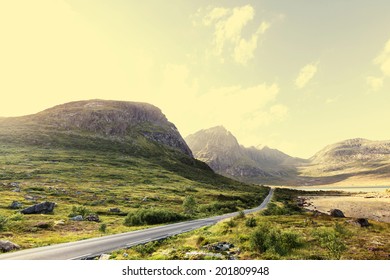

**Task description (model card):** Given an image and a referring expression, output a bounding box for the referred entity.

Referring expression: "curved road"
[0,188,273,260]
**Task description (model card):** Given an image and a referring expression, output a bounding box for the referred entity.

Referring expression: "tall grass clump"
[124,208,185,226]
[250,223,301,256]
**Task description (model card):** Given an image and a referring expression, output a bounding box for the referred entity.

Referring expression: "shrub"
[313,227,347,260]
[124,208,185,226]
[68,206,91,218]
[245,217,257,227]
[0,215,8,231]
[99,223,107,233]
[133,241,158,257]
[183,195,197,215]
[250,223,301,256]
[236,210,245,219]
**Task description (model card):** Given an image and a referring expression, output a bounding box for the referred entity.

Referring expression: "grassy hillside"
[110,188,390,260]
[0,103,268,252]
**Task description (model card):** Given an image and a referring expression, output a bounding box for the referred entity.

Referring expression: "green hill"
[0,100,268,251]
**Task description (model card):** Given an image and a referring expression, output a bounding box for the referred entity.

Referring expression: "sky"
[1,0,390,158]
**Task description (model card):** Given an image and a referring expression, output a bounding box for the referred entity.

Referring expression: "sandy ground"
[303,192,390,223]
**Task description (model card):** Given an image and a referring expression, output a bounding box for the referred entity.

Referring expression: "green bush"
[0,215,8,231]
[245,217,257,227]
[68,206,91,218]
[183,195,197,215]
[250,223,301,256]
[124,208,185,226]
[8,213,24,221]
[99,223,107,233]
[313,226,347,260]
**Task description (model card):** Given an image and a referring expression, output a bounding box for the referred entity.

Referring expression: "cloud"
[374,38,390,77]
[366,76,384,91]
[199,5,270,64]
[295,63,318,89]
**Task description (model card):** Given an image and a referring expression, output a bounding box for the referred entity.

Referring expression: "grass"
[109,188,390,260]
[0,139,268,252]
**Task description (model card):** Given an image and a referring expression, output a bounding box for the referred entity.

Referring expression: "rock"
[0,240,20,252]
[109,208,120,213]
[21,201,55,214]
[8,182,20,188]
[55,220,65,226]
[9,201,23,209]
[85,214,100,222]
[123,253,129,258]
[71,215,83,221]
[142,197,148,202]
[330,209,345,218]
[355,218,370,227]
[99,254,111,260]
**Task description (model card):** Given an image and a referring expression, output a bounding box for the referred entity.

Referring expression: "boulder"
[21,202,55,214]
[9,201,23,209]
[99,254,111,260]
[330,209,345,218]
[20,201,56,214]
[109,208,121,213]
[70,215,83,221]
[85,214,100,222]
[0,240,20,252]
[355,218,370,227]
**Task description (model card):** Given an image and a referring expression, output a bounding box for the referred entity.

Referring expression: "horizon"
[1,1,390,158]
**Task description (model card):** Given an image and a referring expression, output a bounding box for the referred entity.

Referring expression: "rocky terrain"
[186,127,390,186]
[185,126,307,184]
[0,99,193,157]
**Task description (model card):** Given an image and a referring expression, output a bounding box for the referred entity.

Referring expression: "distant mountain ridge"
[186,127,390,186]
[185,126,306,184]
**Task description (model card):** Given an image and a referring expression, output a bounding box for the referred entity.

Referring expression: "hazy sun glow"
[1,0,390,158]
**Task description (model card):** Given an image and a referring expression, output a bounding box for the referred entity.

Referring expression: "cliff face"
[0,99,193,157]
[185,126,305,184]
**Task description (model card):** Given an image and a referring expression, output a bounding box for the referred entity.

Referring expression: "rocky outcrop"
[330,209,345,218]
[0,240,20,252]
[185,126,305,184]
[31,100,193,157]
[21,202,55,214]
[9,201,23,209]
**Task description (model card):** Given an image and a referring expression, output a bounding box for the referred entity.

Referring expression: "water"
[293,186,389,193]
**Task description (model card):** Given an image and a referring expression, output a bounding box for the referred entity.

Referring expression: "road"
[0,188,273,260]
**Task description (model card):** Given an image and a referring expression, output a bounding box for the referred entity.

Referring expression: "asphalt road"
[0,188,273,260]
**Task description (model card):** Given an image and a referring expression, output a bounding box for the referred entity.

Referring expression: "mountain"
[186,127,390,186]
[299,138,390,185]
[185,126,306,184]
[0,100,269,250]
[0,99,192,157]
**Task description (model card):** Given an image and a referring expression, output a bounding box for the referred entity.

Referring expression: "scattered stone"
[0,240,20,252]
[85,214,100,222]
[203,242,234,252]
[21,202,56,214]
[55,220,65,226]
[71,215,83,221]
[123,253,129,258]
[9,201,23,209]
[329,209,345,218]
[355,218,370,227]
[8,182,20,188]
[99,254,111,260]
[24,195,35,201]
[142,197,148,202]
[109,208,121,213]
[12,187,21,193]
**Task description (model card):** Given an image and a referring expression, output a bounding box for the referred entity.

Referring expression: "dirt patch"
[303,193,390,222]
